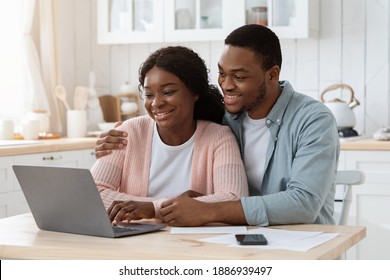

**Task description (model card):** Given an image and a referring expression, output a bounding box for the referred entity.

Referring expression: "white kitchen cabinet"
[241,0,320,38]
[13,149,96,169]
[164,0,238,42]
[97,0,164,44]
[0,156,14,194]
[0,149,96,218]
[79,149,98,169]
[97,0,318,45]
[0,192,13,219]
[0,157,16,218]
[338,150,390,260]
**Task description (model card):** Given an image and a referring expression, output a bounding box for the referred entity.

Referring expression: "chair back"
[334,170,365,225]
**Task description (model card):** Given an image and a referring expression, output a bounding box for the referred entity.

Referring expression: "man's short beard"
[241,82,267,113]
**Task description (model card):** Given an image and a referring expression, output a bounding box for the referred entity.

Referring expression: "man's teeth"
[226,95,239,99]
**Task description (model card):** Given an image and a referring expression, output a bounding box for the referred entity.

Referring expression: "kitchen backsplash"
[54,0,389,136]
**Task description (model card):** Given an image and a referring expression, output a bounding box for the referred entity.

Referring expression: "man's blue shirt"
[223,81,340,226]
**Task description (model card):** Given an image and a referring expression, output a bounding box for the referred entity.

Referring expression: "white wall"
[55,0,390,135]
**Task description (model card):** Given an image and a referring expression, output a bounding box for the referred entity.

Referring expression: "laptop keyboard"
[112,225,139,233]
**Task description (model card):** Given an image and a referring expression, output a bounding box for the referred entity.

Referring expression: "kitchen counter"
[0,213,366,260]
[0,138,98,157]
[1,137,389,157]
[340,137,390,151]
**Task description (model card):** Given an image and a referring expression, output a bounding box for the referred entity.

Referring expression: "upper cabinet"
[97,0,164,44]
[164,0,238,42]
[240,0,320,39]
[97,0,319,45]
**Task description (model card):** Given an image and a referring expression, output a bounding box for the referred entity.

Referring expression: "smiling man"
[96,25,340,227]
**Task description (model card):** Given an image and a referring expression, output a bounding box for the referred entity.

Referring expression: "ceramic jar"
[0,119,14,140]
[25,110,50,133]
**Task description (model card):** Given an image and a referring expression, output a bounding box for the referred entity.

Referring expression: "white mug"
[21,120,40,140]
[67,110,87,138]
[0,120,14,140]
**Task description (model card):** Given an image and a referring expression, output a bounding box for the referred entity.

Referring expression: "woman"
[91,46,248,224]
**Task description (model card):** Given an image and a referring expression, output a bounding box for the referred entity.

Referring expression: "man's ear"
[268,65,280,81]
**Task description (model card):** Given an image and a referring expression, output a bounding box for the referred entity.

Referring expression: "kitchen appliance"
[320,84,360,137]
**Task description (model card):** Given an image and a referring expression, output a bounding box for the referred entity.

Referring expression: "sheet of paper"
[198,227,339,252]
[268,233,339,252]
[170,226,247,234]
[246,227,322,246]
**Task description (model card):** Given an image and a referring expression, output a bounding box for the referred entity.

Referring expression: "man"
[95,24,339,227]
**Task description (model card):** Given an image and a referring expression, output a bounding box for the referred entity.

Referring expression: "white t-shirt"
[148,124,195,198]
[242,112,271,191]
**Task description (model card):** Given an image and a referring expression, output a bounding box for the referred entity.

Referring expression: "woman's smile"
[153,109,175,121]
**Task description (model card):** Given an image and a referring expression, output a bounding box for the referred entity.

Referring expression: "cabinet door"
[0,156,15,217]
[0,192,14,218]
[78,149,98,169]
[97,0,164,44]
[164,0,237,42]
[0,156,14,194]
[344,151,390,260]
[239,0,319,39]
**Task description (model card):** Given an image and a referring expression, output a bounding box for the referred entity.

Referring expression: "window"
[0,1,25,123]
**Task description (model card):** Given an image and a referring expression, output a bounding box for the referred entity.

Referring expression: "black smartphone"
[235,234,268,245]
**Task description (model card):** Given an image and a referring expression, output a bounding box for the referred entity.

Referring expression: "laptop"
[12,165,166,238]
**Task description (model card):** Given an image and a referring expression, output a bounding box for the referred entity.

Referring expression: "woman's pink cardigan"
[91,116,248,218]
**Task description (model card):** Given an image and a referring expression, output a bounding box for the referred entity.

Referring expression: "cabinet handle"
[42,156,63,161]
[90,151,96,156]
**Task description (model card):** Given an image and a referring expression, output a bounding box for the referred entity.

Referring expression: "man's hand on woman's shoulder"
[95,121,127,159]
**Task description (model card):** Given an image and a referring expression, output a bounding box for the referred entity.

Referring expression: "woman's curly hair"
[138,46,224,124]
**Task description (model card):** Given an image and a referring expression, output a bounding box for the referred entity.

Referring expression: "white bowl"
[121,102,139,114]
[98,122,116,131]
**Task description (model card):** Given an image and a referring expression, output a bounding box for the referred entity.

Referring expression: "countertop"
[340,137,390,151]
[0,137,98,157]
[0,213,366,260]
[1,137,390,157]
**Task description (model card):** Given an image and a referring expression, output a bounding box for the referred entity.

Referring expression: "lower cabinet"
[339,150,390,260]
[0,149,97,218]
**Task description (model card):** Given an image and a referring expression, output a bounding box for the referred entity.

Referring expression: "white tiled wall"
[55,0,390,135]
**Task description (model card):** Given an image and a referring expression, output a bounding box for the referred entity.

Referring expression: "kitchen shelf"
[116,93,140,121]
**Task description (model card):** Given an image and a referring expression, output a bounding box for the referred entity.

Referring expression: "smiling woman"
[90,46,248,226]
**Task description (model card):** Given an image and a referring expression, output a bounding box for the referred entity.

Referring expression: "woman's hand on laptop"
[107,200,155,225]
[95,121,127,159]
